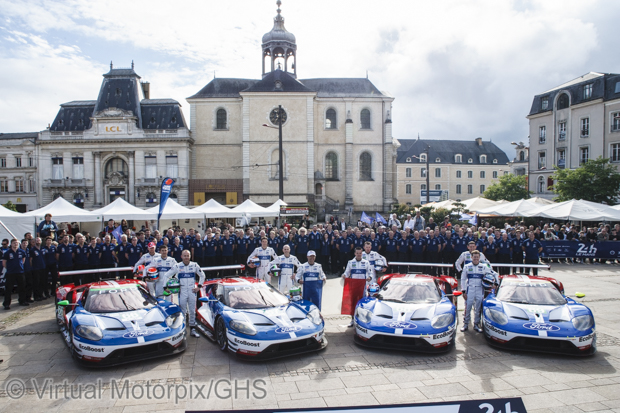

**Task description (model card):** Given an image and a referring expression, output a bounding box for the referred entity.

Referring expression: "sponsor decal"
[78,344,105,353]
[384,321,417,329]
[234,338,261,347]
[122,329,155,339]
[579,333,595,342]
[171,332,184,341]
[484,321,508,336]
[275,325,302,334]
[433,330,453,340]
[523,323,560,332]
[355,324,368,334]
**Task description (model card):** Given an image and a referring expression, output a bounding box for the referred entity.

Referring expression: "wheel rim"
[216,319,226,349]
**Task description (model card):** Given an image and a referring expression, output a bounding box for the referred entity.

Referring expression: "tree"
[2,201,17,212]
[551,157,620,204]
[483,174,530,202]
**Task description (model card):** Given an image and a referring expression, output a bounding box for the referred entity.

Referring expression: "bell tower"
[262,0,297,78]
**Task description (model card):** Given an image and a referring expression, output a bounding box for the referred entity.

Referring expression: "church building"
[187,1,397,216]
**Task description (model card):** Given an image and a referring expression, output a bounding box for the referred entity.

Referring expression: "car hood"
[224,302,321,334]
[490,296,592,324]
[360,298,453,321]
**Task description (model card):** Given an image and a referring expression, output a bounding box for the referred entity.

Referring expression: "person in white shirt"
[295,251,326,309]
[143,245,177,299]
[362,241,386,283]
[342,247,373,326]
[247,237,278,283]
[269,245,301,294]
[403,214,415,231]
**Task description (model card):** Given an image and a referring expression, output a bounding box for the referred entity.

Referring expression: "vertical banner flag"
[111,224,123,243]
[375,212,387,225]
[360,211,373,225]
[341,278,367,316]
[158,177,175,226]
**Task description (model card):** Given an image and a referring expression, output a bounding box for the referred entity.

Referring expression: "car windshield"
[225,283,289,309]
[84,285,157,313]
[376,278,441,304]
[496,280,566,306]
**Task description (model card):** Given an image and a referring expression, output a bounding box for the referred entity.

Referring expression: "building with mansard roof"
[187,1,397,217]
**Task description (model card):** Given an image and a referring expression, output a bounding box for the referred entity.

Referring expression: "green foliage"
[430,208,451,224]
[2,201,17,212]
[483,174,530,202]
[551,157,620,204]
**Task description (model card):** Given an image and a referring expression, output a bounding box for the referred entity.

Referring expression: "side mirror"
[198,297,218,303]
[453,291,463,297]
[57,300,70,306]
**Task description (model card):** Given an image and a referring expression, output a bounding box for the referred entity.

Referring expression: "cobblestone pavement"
[1,263,620,412]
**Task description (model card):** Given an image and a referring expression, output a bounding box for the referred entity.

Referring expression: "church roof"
[262,1,296,45]
[396,138,509,165]
[243,69,312,93]
[300,78,385,97]
[187,78,259,99]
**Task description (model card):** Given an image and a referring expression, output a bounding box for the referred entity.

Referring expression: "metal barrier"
[387,261,550,271]
[58,264,246,278]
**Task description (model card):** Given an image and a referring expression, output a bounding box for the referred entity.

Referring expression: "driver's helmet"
[373,259,385,272]
[367,283,380,296]
[249,257,261,267]
[269,264,281,276]
[135,264,145,276]
[482,273,496,289]
[165,277,180,294]
[145,267,159,282]
[289,286,301,301]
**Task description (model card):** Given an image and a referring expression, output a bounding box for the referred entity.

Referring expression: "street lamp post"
[262,104,284,201]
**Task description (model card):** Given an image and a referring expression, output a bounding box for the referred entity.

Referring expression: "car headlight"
[484,308,508,325]
[75,325,103,341]
[165,312,184,329]
[572,315,594,331]
[355,307,372,323]
[229,320,257,336]
[430,313,454,329]
[307,308,322,325]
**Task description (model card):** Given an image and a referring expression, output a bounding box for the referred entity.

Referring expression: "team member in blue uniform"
[115,235,130,279]
[30,237,46,301]
[410,231,426,273]
[295,251,326,310]
[220,230,235,276]
[426,231,442,276]
[3,239,27,309]
[192,232,205,268]
[484,236,497,263]
[329,230,340,274]
[336,231,352,275]
[99,235,117,280]
[352,230,366,253]
[382,231,398,272]
[442,230,456,277]
[396,231,409,273]
[87,237,101,283]
[452,228,469,258]
[522,231,543,275]
[295,228,309,264]
[308,226,322,253]
[73,233,89,283]
[170,237,183,262]
[496,233,512,275]
[511,230,524,273]
[20,239,33,303]
[56,235,74,285]
[286,232,297,257]
[204,233,218,274]
[318,232,332,270]
[126,237,142,270]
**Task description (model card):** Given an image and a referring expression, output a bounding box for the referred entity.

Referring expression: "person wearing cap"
[295,251,326,310]
[133,241,161,277]
[247,237,278,283]
[162,250,205,338]
[269,244,301,294]
[362,241,386,283]
[342,247,373,326]
[37,213,58,241]
[144,245,177,299]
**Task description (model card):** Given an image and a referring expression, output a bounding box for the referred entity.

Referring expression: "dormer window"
[541,97,549,110]
[493,159,498,164]
[419,154,426,163]
[435,157,441,163]
[480,155,487,163]
[406,157,412,163]
[455,154,462,163]
[468,158,473,164]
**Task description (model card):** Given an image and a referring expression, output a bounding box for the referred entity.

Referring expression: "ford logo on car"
[122,330,155,339]
[275,326,302,334]
[384,321,417,329]
[523,323,560,331]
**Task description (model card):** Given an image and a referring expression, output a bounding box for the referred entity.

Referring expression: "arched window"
[480,155,487,163]
[360,109,371,129]
[557,93,569,110]
[146,192,157,205]
[406,168,411,178]
[325,152,338,180]
[105,158,128,179]
[537,176,545,193]
[325,108,337,129]
[455,154,462,163]
[519,151,525,161]
[216,109,227,130]
[419,154,427,163]
[315,183,323,195]
[359,152,372,180]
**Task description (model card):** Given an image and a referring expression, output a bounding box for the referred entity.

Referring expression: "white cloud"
[0,0,616,156]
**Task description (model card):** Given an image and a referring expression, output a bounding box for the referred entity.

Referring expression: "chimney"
[475,137,482,146]
[141,81,150,100]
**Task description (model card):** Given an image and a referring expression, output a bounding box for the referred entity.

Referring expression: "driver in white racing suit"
[144,245,177,300]
[133,242,160,280]
[461,250,498,333]
[455,241,489,274]
[247,237,277,283]
[362,241,387,284]
[268,244,301,294]
[163,250,205,338]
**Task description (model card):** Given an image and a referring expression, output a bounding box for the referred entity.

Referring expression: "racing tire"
[216,317,228,351]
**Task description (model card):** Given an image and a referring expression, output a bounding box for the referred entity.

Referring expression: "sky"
[0,0,618,157]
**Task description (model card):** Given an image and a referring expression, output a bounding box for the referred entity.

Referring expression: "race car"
[55,279,186,367]
[482,274,596,356]
[195,277,327,360]
[354,273,461,352]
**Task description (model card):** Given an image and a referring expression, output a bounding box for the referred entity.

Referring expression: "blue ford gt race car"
[483,274,596,356]
[55,279,187,367]
[354,274,460,352]
[195,277,327,360]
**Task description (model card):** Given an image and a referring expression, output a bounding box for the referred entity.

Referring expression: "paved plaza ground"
[1,263,620,412]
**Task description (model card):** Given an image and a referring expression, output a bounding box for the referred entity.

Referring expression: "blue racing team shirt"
[427,237,441,253]
[452,236,469,254]
[126,244,142,266]
[410,238,426,254]
[115,243,129,265]
[497,240,512,255]
[235,237,248,255]
[286,239,296,255]
[100,243,115,265]
[485,242,497,259]
[443,236,454,252]
[57,243,74,268]
[353,236,365,250]
[522,238,543,260]
[396,238,409,253]
[221,238,234,257]
[22,247,31,272]
[383,238,397,253]
[170,244,183,262]
[74,244,89,265]
[193,239,205,258]
[296,235,309,255]
[320,239,331,256]
[204,239,218,257]
[3,248,25,273]
[30,247,46,270]
[475,239,487,252]
[337,237,351,253]
[268,237,279,251]
[369,238,381,252]
[308,231,321,250]
[88,244,101,266]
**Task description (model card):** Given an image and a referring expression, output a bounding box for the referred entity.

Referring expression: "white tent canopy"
[230,199,279,217]
[192,198,241,218]
[265,199,287,215]
[461,197,501,212]
[24,197,101,222]
[91,198,155,220]
[612,204,620,211]
[0,205,35,239]
[146,198,205,219]
[522,199,620,221]
[477,197,554,216]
